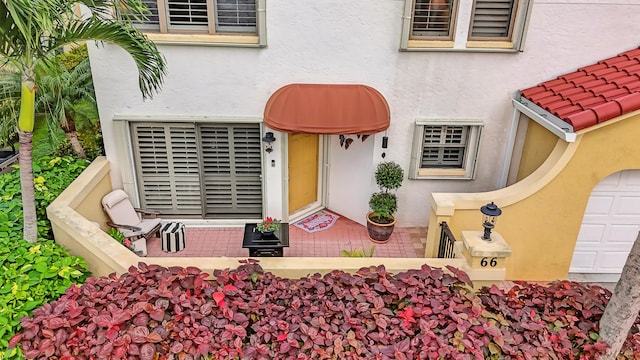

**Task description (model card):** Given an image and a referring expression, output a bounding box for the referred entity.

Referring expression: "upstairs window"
[411,0,457,40]
[401,0,532,51]
[126,0,266,46]
[468,0,517,41]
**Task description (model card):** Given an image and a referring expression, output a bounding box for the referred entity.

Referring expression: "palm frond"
[3,0,66,60]
[0,1,26,58]
[0,67,21,145]
[35,57,96,131]
[49,18,165,99]
[2,0,165,99]
[79,0,152,23]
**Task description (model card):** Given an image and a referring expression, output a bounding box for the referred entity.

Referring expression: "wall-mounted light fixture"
[381,134,389,158]
[480,202,502,241]
[262,131,276,153]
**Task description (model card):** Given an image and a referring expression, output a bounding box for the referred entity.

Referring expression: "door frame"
[284,134,329,222]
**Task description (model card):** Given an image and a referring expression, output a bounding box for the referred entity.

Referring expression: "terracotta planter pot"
[366,211,397,243]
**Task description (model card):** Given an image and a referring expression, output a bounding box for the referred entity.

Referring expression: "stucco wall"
[428,111,640,281]
[47,157,134,276]
[72,172,112,231]
[48,158,512,284]
[88,0,640,227]
[516,120,559,182]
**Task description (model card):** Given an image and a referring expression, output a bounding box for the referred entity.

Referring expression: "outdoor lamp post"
[262,132,276,153]
[480,202,502,241]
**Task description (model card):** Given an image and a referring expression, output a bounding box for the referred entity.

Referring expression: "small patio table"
[242,223,289,257]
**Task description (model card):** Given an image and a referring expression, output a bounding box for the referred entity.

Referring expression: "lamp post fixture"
[480,202,502,241]
[262,131,276,153]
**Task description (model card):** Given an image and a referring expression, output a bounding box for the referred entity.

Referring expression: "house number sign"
[480,257,498,267]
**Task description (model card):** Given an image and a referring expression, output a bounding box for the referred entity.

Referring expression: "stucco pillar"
[460,231,511,288]
[461,231,511,270]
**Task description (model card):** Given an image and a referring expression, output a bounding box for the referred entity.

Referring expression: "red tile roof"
[520,47,640,131]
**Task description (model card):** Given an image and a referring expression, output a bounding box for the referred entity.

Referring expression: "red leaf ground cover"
[9,261,640,359]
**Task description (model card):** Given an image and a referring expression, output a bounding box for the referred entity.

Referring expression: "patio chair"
[101,189,161,240]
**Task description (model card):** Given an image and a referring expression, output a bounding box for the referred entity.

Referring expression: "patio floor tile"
[146,215,427,258]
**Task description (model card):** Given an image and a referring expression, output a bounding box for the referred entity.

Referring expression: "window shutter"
[470,0,516,39]
[200,124,262,218]
[421,125,468,168]
[411,0,456,39]
[132,124,202,214]
[215,0,257,33]
[140,0,161,28]
[123,0,161,30]
[167,0,209,29]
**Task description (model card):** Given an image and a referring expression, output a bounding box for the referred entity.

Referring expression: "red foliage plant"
[9,261,640,359]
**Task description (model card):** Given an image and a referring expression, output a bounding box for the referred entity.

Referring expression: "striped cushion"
[161,222,186,253]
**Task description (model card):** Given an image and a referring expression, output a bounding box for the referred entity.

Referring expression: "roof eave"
[512,96,577,142]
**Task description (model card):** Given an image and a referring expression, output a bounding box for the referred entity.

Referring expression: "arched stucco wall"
[515,120,558,182]
[427,111,640,281]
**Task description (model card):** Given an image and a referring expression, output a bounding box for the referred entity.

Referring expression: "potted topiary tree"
[367,161,404,243]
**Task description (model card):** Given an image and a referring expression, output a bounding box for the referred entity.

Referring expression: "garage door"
[570,170,640,274]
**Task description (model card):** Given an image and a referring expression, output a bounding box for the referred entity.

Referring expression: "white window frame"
[400,0,532,52]
[130,0,266,47]
[409,119,483,180]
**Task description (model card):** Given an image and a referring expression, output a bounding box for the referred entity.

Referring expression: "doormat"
[293,210,340,233]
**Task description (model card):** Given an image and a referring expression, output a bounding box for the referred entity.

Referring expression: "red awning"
[264,84,390,134]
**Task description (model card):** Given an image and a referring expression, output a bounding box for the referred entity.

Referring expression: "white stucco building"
[88,0,640,227]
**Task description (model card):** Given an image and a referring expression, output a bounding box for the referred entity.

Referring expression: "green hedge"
[0,156,91,359]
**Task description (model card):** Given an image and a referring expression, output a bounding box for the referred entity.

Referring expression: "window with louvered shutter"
[127,0,260,36]
[132,122,263,218]
[421,125,468,168]
[411,0,457,39]
[125,0,160,31]
[167,0,210,30]
[401,0,530,51]
[409,120,483,180]
[199,124,262,218]
[215,0,257,33]
[132,123,202,214]
[469,0,516,40]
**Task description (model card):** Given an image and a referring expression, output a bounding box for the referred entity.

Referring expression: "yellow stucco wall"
[516,120,558,182]
[72,172,112,231]
[428,111,640,281]
[47,157,133,276]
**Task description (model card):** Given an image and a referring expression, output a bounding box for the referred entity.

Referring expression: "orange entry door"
[288,133,319,214]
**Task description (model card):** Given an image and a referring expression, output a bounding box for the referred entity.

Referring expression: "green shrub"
[56,45,88,71]
[0,240,89,359]
[53,119,104,161]
[0,156,90,239]
[340,245,375,257]
[0,156,91,359]
[374,161,404,192]
[368,161,404,223]
[368,192,397,221]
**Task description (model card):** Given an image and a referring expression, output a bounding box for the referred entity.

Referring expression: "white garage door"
[570,170,640,274]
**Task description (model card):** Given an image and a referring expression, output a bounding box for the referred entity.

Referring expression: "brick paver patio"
[146,213,427,258]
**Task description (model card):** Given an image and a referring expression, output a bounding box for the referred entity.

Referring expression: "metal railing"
[438,221,457,258]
